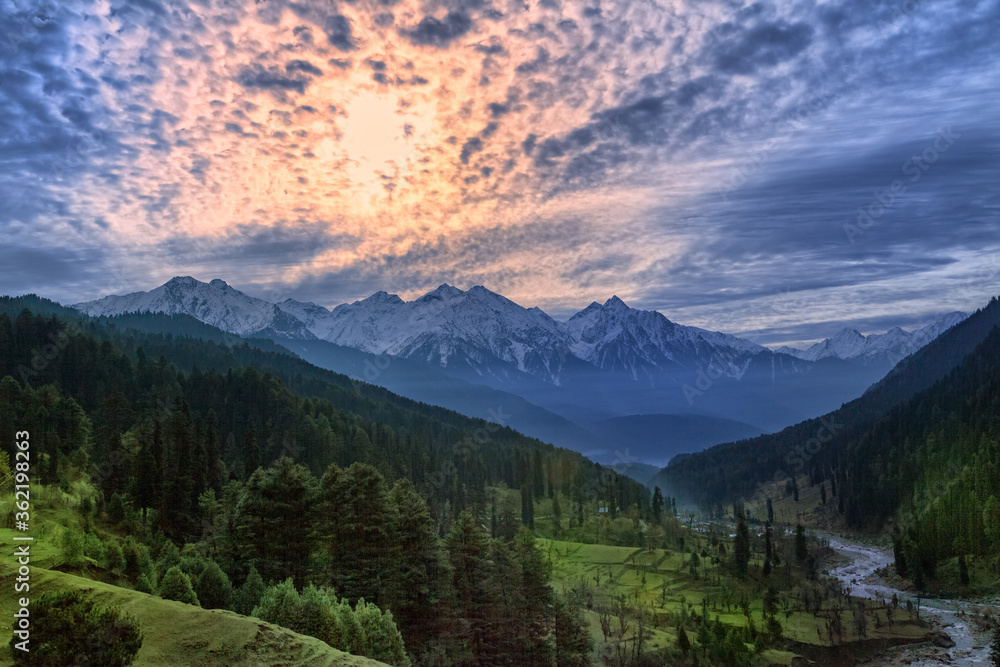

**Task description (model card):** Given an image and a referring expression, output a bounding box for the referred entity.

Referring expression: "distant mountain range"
[774,313,967,367]
[72,277,966,468]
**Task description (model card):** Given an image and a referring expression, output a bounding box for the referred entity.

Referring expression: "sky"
[0,0,997,348]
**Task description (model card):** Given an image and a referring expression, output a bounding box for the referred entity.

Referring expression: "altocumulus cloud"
[0,0,995,343]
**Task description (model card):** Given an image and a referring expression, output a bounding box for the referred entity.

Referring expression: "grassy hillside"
[0,565,385,667]
[0,507,386,667]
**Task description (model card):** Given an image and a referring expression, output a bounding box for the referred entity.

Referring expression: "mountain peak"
[604,295,630,310]
[166,276,201,287]
[418,284,464,302]
[831,327,864,340]
[361,290,404,305]
[74,276,316,340]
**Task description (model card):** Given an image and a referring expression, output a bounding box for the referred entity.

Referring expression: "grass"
[540,526,931,665]
[0,490,386,667]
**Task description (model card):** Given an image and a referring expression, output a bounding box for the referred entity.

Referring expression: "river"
[825,534,998,665]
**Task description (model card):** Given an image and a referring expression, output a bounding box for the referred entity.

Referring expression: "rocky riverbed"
[826,535,998,665]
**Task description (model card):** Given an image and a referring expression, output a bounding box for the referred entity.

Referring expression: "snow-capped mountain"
[777,312,968,365]
[275,287,773,385]
[73,276,317,340]
[70,276,960,435]
[280,284,580,384]
[562,296,765,381]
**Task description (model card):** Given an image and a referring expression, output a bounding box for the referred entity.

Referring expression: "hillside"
[653,296,1000,507]
[0,563,385,667]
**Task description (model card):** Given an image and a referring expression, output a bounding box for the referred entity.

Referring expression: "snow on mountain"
[562,296,765,379]
[778,312,967,365]
[73,276,316,340]
[75,276,961,392]
[279,284,578,383]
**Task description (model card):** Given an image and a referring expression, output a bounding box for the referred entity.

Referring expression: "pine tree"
[795,524,808,563]
[232,458,317,587]
[553,592,593,666]
[318,463,390,602]
[446,511,489,657]
[232,565,265,615]
[677,625,691,657]
[205,409,223,495]
[136,417,163,525]
[652,486,664,523]
[243,419,260,477]
[521,484,535,529]
[733,507,751,578]
[159,566,199,606]
[766,497,774,525]
[384,478,448,650]
[195,559,231,610]
[892,535,908,579]
[355,599,410,667]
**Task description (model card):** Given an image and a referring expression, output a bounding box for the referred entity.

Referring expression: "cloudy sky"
[0,0,997,347]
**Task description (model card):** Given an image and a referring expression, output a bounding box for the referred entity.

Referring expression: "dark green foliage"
[136,574,156,594]
[893,535,908,578]
[521,484,535,529]
[383,478,449,649]
[159,566,199,606]
[317,462,391,602]
[655,296,1000,508]
[231,457,316,587]
[231,565,266,616]
[676,625,690,657]
[252,579,410,667]
[553,592,592,666]
[195,559,232,609]
[733,507,750,578]
[445,512,554,664]
[0,302,655,665]
[795,525,808,564]
[10,590,142,667]
[652,486,664,524]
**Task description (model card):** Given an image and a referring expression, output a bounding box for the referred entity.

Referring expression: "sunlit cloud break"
[0,0,997,345]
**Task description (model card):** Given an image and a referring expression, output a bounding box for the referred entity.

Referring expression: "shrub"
[158,566,200,606]
[231,565,265,615]
[135,574,156,595]
[60,529,86,568]
[9,590,142,666]
[195,560,232,610]
[102,540,126,574]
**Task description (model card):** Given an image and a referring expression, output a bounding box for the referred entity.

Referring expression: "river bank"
[825,534,999,665]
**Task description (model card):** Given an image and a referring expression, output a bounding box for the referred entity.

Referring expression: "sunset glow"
[1,0,997,345]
